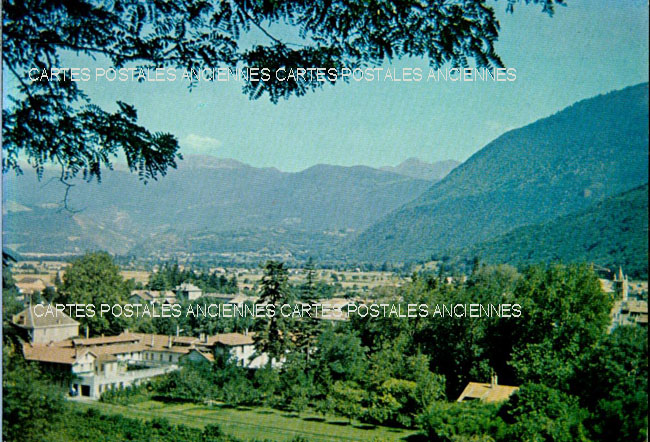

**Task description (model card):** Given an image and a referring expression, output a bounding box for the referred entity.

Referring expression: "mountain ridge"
[351,82,649,262]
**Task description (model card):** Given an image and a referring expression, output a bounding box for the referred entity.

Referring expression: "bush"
[417,401,506,441]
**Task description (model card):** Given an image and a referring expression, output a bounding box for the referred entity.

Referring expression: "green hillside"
[352,83,649,262]
[459,184,649,278]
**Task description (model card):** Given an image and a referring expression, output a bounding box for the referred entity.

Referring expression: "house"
[319,297,356,321]
[457,375,519,403]
[185,348,215,363]
[21,334,175,398]
[174,282,203,301]
[16,323,272,398]
[14,277,48,294]
[129,290,176,304]
[208,332,273,369]
[12,304,80,343]
[607,267,648,331]
[202,293,236,303]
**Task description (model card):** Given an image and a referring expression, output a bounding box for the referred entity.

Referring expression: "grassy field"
[72,399,418,441]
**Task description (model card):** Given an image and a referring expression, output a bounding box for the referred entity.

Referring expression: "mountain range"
[351,83,649,263]
[2,157,452,257]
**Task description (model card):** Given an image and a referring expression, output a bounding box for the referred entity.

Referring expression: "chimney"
[244,328,248,337]
[491,373,498,387]
[150,334,155,348]
[85,326,89,339]
[176,324,180,337]
[167,335,173,349]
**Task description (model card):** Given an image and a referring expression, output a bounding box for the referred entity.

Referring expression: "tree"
[2,351,66,442]
[3,0,564,184]
[312,326,368,389]
[55,251,131,335]
[575,326,648,441]
[254,261,295,363]
[509,263,613,391]
[326,380,367,423]
[417,400,506,441]
[499,383,589,441]
[293,257,321,360]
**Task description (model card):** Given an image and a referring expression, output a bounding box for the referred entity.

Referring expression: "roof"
[22,330,257,366]
[17,276,46,284]
[90,343,147,356]
[130,333,196,354]
[130,290,155,301]
[185,349,215,362]
[457,382,519,403]
[14,278,48,294]
[175,282,201,292]
[12,305,79,329]
[130,290,176,301]
[72,333,141,346]
[209,332,254,346]
[22,342,94,365]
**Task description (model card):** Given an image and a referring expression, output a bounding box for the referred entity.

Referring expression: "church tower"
[613,266,629,300]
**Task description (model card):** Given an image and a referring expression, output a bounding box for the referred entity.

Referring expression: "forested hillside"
[352,83,649,262]
[458,184,649,278]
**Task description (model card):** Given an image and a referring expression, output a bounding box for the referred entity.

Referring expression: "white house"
[12,304,80,343]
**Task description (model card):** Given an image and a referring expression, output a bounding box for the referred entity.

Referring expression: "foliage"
[100,381,157,405]
[149,262,238,293]
[574,326,648,441]
[325,380,367,423]
[4,259,647,439]
[2,266,24,322]
[157,361,217,402]
[509,263,613,390]
[54,251,132,335]
[292,257,322,359]
[2,356,65,442]
[45,407,236,441]
[254,260,295,362]
[499,383,588,441]
[311,325,368,387]
[462,184,649,279]
[417,401,506,441]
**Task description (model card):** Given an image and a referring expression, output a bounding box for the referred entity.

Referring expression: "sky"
[4,0,649,172]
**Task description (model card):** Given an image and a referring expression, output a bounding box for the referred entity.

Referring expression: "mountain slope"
[459,184,649,278]
[3,159,432,257]
[352,83,649,262]
[380,158,460,181]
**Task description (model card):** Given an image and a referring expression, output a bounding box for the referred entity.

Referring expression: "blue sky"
[5,0,649,172]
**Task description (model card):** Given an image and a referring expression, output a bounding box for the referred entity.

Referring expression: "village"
[8,258,647,406]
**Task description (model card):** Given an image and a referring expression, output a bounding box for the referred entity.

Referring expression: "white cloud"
[180,134,222,154]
